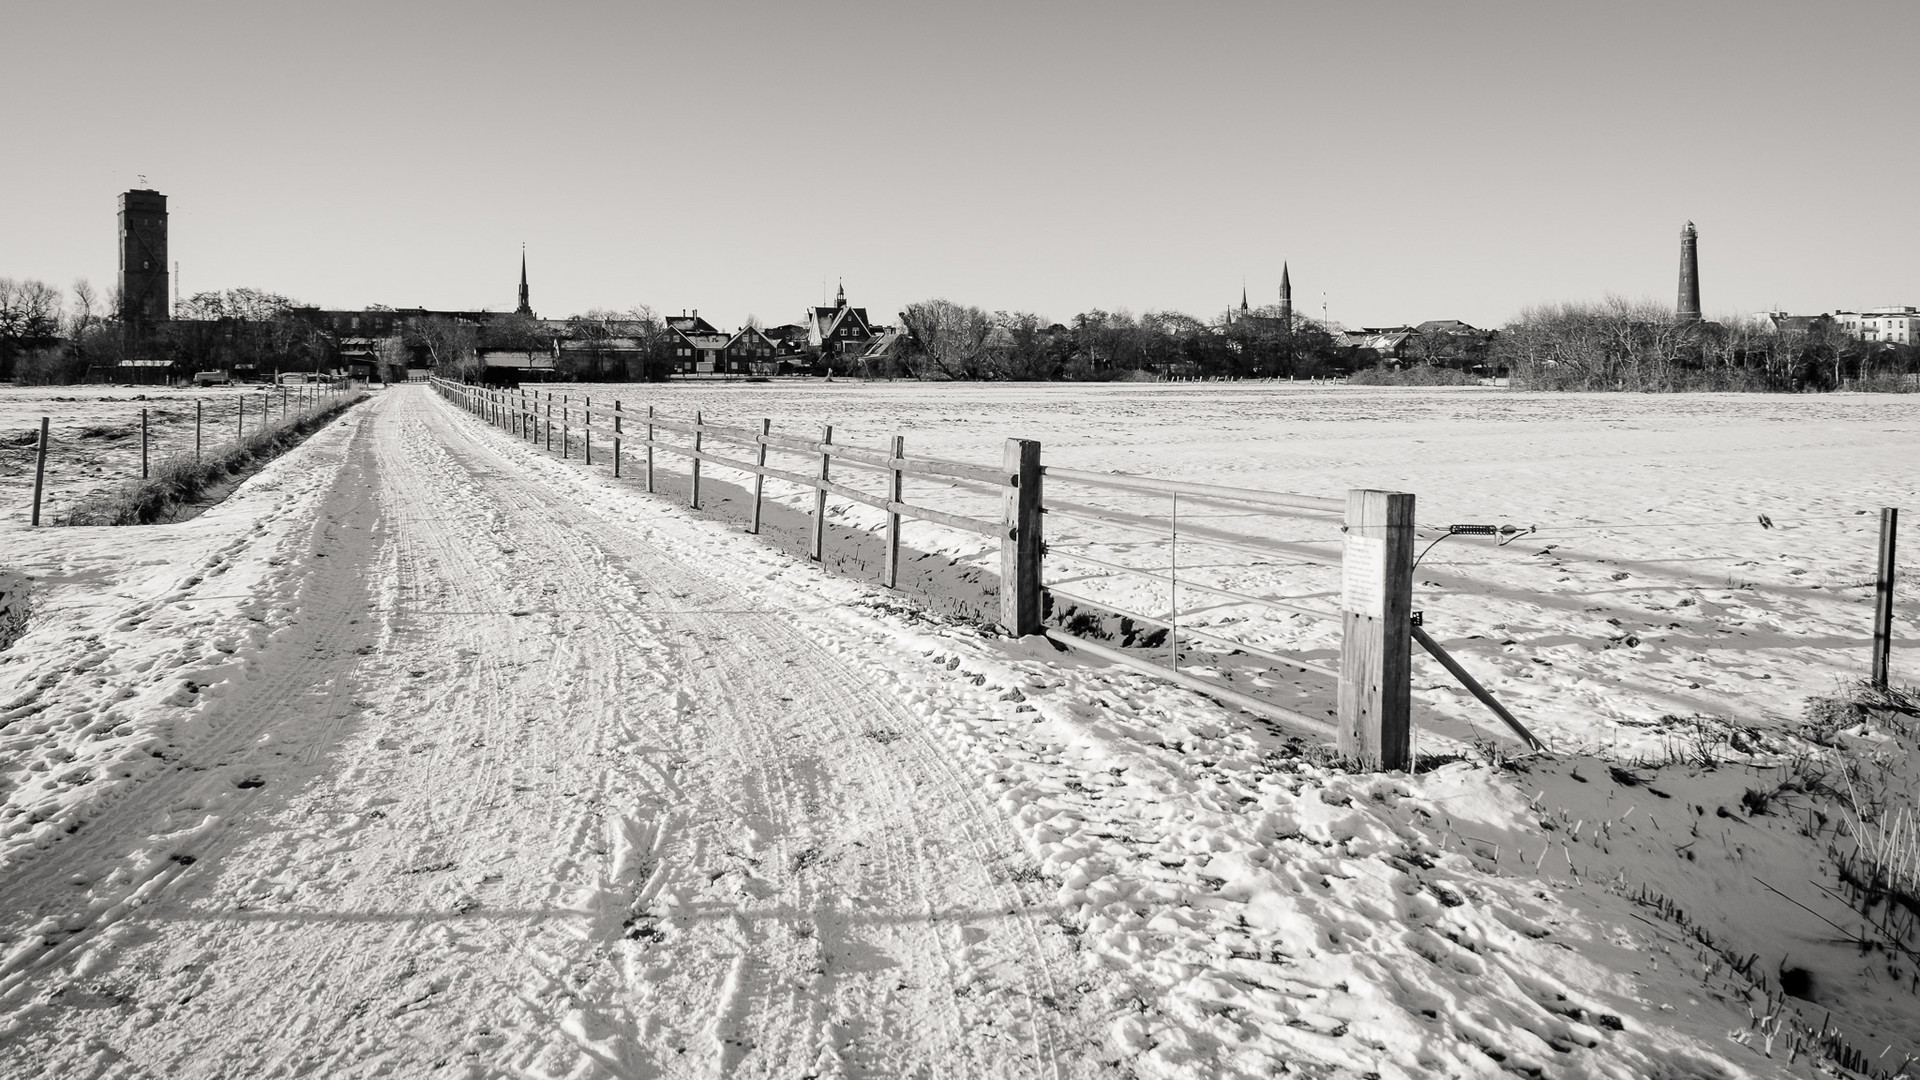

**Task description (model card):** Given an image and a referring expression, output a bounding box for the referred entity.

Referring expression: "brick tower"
[1676,222,1701,324]
[118,188,169,339]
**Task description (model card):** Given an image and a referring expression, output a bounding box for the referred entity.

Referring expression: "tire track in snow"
[416,390,1099,1077]
[0,387,1107,1078]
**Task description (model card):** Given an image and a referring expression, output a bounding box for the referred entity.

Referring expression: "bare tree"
[406,316,481,379]
[901,299,992,379]
[0,278,65,380]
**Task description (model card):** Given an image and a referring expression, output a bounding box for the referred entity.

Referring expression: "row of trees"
[1495,298,1919,391]
[9,276,1916,391]
[880,301,1360,381]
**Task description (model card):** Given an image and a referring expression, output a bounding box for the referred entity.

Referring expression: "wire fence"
[14,379,357,526]
[433,379,1911,761]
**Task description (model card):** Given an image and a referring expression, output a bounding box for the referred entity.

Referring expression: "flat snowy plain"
[0,381,1915,1078]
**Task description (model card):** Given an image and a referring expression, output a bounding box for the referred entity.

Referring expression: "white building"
[1833,306,1920,345]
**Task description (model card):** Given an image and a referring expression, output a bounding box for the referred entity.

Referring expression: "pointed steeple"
[835,278,846,310]
[1278,262,1293,326]
[1240,285,1249,313]
[515,245,532,316]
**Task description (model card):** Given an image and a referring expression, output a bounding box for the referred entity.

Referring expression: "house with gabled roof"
[725,326,779,375]
[667,326,731,373]
[808,282,876,360]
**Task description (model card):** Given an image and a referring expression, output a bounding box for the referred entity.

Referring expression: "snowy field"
[544,381,1920,756]
[0,385,334,525]
[1,382,1916,1078]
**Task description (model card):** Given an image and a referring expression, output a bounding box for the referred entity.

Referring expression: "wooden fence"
[432,377,1549,770]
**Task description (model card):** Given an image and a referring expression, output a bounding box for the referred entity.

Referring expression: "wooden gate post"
[29,417,49,527]
[810,425,833,561]
[1337,489,1416,770]
[1874,506,1899,688]
[999,438,1043,637]
[750,419,770,534]
[690,411,703,508]
[885,435,905,589]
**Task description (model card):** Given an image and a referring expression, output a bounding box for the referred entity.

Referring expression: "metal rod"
[1410,623,1546,750]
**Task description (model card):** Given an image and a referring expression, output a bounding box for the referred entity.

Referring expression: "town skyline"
[6,1,1916,330]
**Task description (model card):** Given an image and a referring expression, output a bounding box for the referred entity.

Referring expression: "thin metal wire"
[1045,549,1342,622]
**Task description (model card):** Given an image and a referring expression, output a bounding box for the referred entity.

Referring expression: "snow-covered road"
[0,385,1830,1078]
[0,387,1106,1076]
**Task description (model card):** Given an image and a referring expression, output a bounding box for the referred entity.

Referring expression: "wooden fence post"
[140,408,149,479]
[645,406,655,493]
[237,396,244,440]
[562,395,570,459]
[1874,506,1899,688]
[195,400,202,463]
[30,417,49,527]
[546,397,553,452]
[885,435,905,589]
[612,401,622,478]
[584,396,592,465]
[1337,489,1416,771]
[690,411,703,508]
[750,419,770,534]
[999,439,1043,636]
[811,425,833,561]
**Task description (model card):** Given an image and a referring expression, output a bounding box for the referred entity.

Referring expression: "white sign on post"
[1342,534,1387,617]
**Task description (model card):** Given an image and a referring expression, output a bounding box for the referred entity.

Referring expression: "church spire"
[1279,262,1293,326]
[516,245,532,316]
[835,278,846,309]
[1240,284,1249,313]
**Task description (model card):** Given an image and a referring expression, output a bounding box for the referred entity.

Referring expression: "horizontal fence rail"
[432,377,1547,769]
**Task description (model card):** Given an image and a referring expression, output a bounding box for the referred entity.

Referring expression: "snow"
[0,381,1914,1077]
[0,384,327,525]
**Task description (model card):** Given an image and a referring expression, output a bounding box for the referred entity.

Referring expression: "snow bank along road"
[0,386,1795,1078]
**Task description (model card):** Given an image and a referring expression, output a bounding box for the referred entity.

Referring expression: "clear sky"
[5,0,1916,331]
